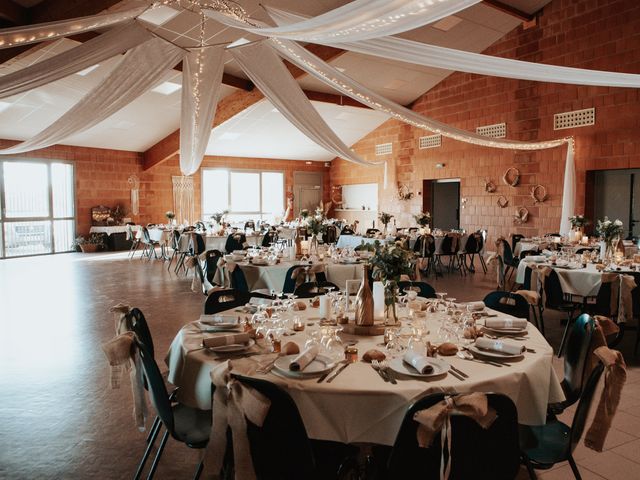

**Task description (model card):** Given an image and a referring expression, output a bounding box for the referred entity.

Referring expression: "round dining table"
[165,306,564,446]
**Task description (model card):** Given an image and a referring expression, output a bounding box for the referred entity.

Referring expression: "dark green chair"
[386,392,520,479]
[397,280,436,299]
[520,362,605,480]
[545,270,583,357]
[135,339,211,479]
[294,281,340,298]
[483,291,530,319]
[204,289,273,314]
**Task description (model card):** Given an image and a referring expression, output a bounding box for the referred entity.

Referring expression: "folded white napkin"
[525,255,546,262]
[485,317,528,330]
[403,351,434,374]
[289,345,319,371]
[199,315,238,326]
[202,333,251,348]
[474,337,525,355]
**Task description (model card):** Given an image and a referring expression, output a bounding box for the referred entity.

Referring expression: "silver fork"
[379,360,397,384]
[371,360,389,382]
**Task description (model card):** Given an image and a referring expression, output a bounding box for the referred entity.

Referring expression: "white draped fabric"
[229,41,381,167]
[0,5,147,50]
[0,22,152,100]
[180,47,225,176]
[559,139,576,236]
[206,0,480,43]
[258,6,640,89]
[0,36,184,155]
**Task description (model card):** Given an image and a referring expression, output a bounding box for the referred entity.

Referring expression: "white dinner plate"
[483,326,528,336]
[273,354,336,378]
[206,338,256,353]
[467,345,524,360]
[388,356,450,378]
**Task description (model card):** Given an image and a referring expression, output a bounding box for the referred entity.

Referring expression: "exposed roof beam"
[142,44,347,171]
[0,0,27,25]
[482,0,534,22]
[303,90,370,109]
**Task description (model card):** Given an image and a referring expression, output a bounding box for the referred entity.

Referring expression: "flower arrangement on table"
[368,240,415,323]
[414,211,431,227]
[569,214,589,229]
[210,210,228,224]
[73,233,104,253]
[299,209,310,219]
[597,217,624,259]
[165,210,175,220]
[378,212,394,232]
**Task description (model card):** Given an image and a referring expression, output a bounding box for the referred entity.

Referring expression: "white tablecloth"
[237,260,364,291]
[336,235,392,249]
[89,226,129,235]
[165,308,564,445]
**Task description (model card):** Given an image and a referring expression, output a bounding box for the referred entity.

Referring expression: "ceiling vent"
[554,108,595,130]
[375,142,393,156]
[418,134,442,149]
[476,122,506,138]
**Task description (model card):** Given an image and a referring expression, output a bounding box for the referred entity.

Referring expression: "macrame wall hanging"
[484,178,496,193]
[513,207,529,225]
[172,175,195,225]
[502,167,520,187]
[530,184,548,204]
[128,174,140,216]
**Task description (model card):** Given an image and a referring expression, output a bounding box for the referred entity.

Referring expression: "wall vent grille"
[375,142,393,155]
[418,134,442,149]
[476,123,506,138]
[554,108,595,130]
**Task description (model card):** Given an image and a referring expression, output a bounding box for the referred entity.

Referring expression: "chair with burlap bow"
[385,392,520,479]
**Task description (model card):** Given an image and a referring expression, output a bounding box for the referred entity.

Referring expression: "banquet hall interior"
[1,0,640,479]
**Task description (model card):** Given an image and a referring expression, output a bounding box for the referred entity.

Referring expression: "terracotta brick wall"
[141,155,331,224]
[330,0,640,243]
[0,140,143,236]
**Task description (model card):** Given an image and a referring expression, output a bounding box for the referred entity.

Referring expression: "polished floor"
[1,251,640,479]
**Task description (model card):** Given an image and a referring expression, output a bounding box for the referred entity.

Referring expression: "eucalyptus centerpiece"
[569,214,589,236]
[378,212,394,235]
[597,217,624,260]
[165,210,176,226]
[305,211,326,254]
[369,240,415,324]
[300,209,310,220]
[414,211,431,230]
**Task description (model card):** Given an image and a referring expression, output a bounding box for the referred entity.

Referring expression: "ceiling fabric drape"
[229,41,381,167]
[179,46,226,176]
[0,21,152,100]
[0,36,184,155]
[0,5,147,50]
[206,0,480,43]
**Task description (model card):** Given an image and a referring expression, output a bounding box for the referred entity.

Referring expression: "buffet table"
[165,307,564,445]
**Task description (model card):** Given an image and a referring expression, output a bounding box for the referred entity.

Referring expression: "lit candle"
[300,240,309,255]
[581,236,589,245]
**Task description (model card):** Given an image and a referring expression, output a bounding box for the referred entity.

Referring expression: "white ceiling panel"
[206,99,388,161]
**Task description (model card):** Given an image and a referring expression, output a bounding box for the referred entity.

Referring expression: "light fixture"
[76,64,100,76]
[151,81,182,95]
[435,163,445,168]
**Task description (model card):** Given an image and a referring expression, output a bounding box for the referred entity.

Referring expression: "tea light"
[293,317,305,332]
[574,231,582,243]
[581,236,589,245]
[553,237,562,244]
[300,240,309,254]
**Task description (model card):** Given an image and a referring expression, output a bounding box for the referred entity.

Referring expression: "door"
[426,179,460,230]
[293,171,323,216]
[0,160,75,258]
[592,169,640,239]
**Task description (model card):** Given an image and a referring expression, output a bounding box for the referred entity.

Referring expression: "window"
[202,169,284,223]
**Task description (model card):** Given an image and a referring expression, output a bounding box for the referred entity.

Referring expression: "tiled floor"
[1,251,639,479]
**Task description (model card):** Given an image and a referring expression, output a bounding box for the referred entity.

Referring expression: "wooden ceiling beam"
[482,0,534,22]
[142,44,347,171]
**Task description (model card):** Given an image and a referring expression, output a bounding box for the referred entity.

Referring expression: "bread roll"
[281,342,300,355]
[362,349,386,363]
[293,301,307,311]
[437,342,458,356]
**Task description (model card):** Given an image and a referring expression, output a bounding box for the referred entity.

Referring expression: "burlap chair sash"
[413,392,497,480]
[290,264,326,288]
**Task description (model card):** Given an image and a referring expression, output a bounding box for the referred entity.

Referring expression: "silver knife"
[326,363,350,383]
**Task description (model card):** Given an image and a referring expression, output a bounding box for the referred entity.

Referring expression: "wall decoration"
[502,167,520,187]
[484,178,496,193]
[397,183,414,201]
[530,184,548,204]
[497,195,509,208]
[513,207,529,225]
[330,185,343,208]
[128,175,140,216]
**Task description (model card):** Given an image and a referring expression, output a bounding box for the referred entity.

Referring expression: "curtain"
[0,22,152,100]
[180,46,225,176]
[205,0,480,43]
[0,36,184,155]
[559,139,576,236]
[0,5,147,50]
[173,175,195,226]
[229,41,381,167]
[266,7,640,89]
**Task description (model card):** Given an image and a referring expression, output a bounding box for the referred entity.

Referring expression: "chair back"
[522,265,533,291]
[544,270,568,309]
[366,228,380,237]
[482,291,530,319]
[413,234,435,257]
[204,250,223,284]
[204,289,251,314]
[511,234,525,254]
[127,308,154,357]
[282,265,300,294]
[631,272,640,319]
[569,362,605,453]
[464,234,478,254]
[561,314,596,406]
[440,234,455,254]
[340,225,355,236]
[323,225,337,244]
[225,233,246,253]
[499,238,515,264]
[397,281,436,299]
[142,226,152,244]
[294,281,340,298]
[125,224,135,241]
[135,339,175,435]
[193,233,206,255]
[244,220,256,231]
[474,231,485,254]
[592,280,613,317]
[195,221,206,231]
[232,375,317,479]
[261,230,278,247]
[171,230,181,250]
[387,392,520,479]
[229,266,249,292]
